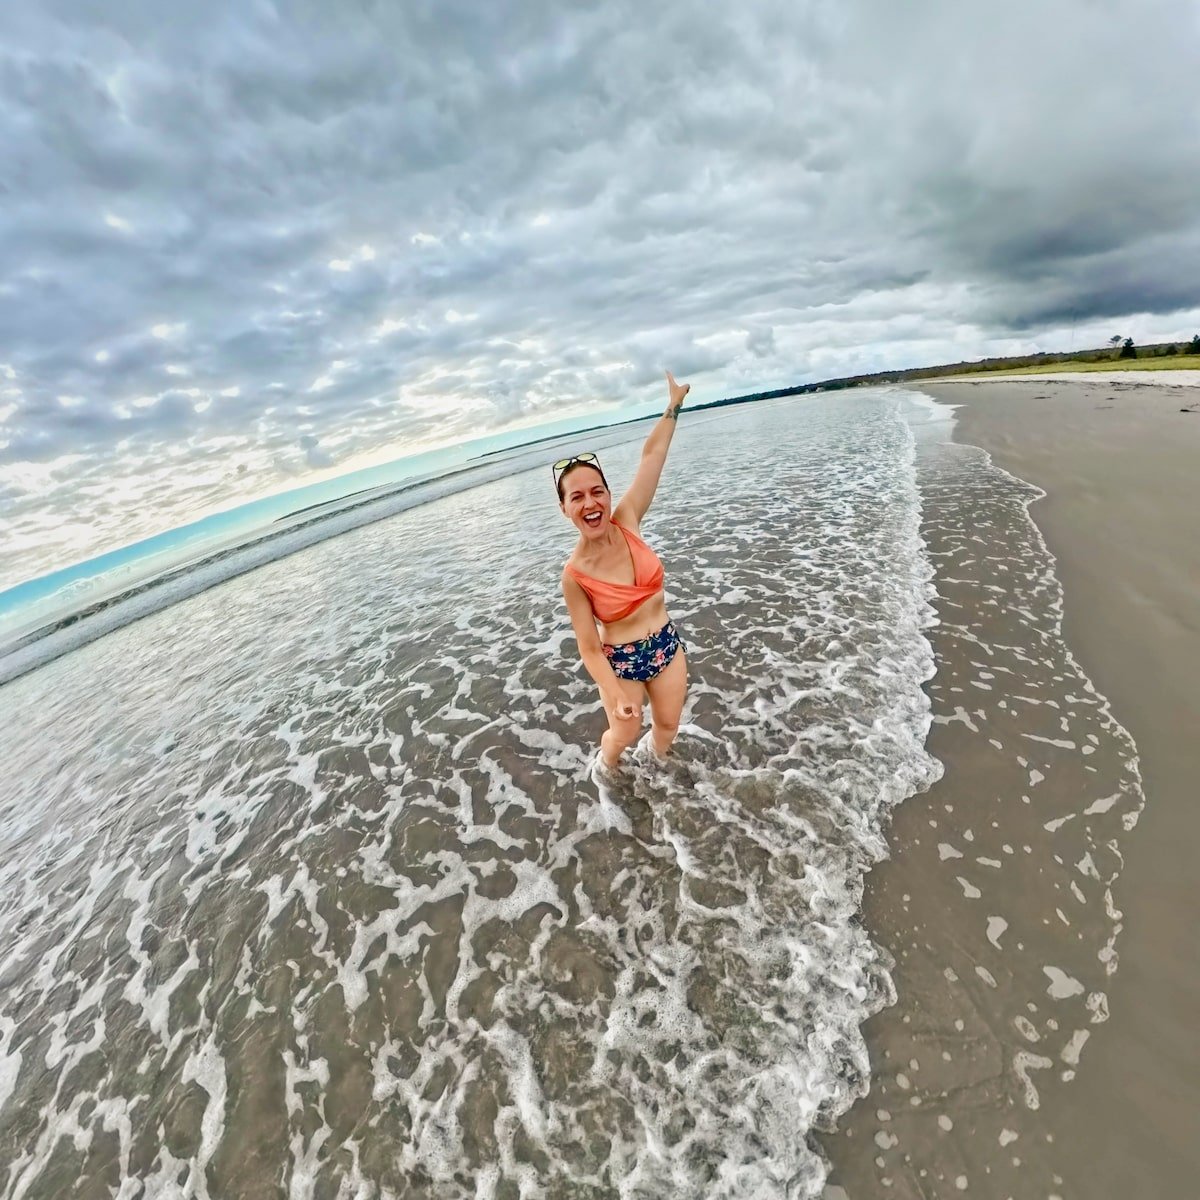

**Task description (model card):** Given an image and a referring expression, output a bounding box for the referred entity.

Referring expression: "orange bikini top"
[565,521,664,623]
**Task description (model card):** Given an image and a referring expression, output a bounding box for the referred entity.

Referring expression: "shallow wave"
[0,391,941,1197]
[820,398,1145,1197]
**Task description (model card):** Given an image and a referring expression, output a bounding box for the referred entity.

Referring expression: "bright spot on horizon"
[531,212,551,227]
[104,213,132,232]
[150,323,183,340]
[411,232,441,246]
[94,350,110,363]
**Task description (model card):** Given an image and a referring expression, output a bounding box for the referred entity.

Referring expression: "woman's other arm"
[561,571,637,718]
[613,371,690,527]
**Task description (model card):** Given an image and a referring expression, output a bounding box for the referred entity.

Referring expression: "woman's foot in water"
[633,729,668,767]
[599,729,628,772]
[589,750,623,797]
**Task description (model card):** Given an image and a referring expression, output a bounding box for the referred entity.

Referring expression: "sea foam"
[0,389,942,1197]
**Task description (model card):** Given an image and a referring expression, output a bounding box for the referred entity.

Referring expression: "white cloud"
[328,244,377,271]
[1,0,1199,589]
[370,317,409,339]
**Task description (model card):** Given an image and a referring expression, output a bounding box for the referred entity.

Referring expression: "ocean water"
[0,389,1142,1197]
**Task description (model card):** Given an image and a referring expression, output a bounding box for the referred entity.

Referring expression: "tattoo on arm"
[666,402,683,421]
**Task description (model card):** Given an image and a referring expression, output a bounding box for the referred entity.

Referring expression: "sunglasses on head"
[551,451,601,485]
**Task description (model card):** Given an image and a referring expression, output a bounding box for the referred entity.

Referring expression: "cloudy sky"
[2,0,1199,590]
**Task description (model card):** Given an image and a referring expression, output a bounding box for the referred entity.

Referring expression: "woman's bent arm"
[561,571,637,717]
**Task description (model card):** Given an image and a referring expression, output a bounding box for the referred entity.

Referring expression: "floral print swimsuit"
[602,620,684,682]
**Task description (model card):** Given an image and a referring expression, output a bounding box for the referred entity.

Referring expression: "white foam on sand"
[31,361,1142,1192]
[0,389,946,1199]
[839,387,1147,1193]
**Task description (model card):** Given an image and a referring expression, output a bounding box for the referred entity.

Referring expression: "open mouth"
[583,512,602,528]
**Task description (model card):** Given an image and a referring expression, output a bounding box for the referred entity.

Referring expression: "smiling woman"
[557,370,690,771]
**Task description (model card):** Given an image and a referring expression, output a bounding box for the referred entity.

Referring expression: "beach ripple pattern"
[0,393,940,1198]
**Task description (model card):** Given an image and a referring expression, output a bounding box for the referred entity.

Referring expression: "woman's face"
[559,465,611,537]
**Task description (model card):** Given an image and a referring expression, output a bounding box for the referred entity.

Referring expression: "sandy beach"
[823,375,1200,1197]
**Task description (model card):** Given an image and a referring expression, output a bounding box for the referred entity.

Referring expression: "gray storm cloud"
[1,0,1199,587]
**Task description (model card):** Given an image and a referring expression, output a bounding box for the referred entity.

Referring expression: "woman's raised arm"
[613,371,690,527]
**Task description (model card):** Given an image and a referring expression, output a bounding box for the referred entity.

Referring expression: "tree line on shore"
[685,335,1200,414]
[1107,333,1200,359]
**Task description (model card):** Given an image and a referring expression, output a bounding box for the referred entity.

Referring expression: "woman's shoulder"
[611,516,646,545]
[561,549,586,584]
[562,539,605,588]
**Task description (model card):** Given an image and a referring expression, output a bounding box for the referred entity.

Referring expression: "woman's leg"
[600,676,646,768]
[644,649,688,756]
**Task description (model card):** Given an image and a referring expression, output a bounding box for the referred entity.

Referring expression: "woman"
[557,371,690,771]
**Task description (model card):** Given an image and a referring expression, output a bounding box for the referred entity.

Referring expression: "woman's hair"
[556,460,610,503]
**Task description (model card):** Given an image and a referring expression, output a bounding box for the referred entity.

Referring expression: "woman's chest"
[576,541,635,584]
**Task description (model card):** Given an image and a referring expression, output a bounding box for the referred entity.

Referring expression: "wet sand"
[822,377,1200,1197]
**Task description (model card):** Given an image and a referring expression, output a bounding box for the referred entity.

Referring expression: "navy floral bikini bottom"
[602,620,685,682]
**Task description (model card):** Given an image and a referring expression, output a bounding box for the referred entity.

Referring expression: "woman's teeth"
[584,513,601,525]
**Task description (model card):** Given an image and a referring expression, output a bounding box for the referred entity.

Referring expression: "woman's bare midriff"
[598,593,670,646]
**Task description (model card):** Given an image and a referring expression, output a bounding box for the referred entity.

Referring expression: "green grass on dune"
[703,346,1200,409]
[981,354,1200,376]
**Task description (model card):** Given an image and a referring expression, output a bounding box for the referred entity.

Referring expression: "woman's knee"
[652,715,680,737]
[609,712,642,748]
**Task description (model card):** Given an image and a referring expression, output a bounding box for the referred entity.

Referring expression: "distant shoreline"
[7,348,1197,664]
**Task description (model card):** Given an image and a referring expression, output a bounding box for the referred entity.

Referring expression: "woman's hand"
[666,371,690,417]
[603,688,638,721]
